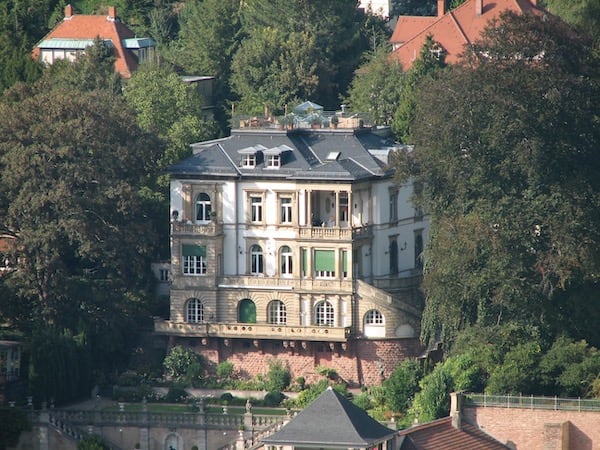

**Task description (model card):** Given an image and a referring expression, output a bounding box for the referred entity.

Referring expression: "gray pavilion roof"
[167,127,401,182]
[261,387,397,448]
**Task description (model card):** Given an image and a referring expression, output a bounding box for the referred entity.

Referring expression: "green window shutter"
[342,250,347,272]
[183,244,206,257]
[314,250,335,271]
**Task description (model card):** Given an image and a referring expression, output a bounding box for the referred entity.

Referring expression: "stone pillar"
[39,409,49,450]
[139,398,149,450]
[450,392,462,430]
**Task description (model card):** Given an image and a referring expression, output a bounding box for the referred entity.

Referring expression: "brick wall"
[464,405,600,450]
[174,336,421,387]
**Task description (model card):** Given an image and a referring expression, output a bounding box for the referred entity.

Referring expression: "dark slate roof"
[167,128,399,182]
[398,417,510,450]
[261,387,396,447]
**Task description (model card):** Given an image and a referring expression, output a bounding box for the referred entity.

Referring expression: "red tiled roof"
[390,0,546,70]
[399,417,509,450]
[32,6,139,78]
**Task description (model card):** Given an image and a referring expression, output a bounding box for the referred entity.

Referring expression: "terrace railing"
[465,393,600,412]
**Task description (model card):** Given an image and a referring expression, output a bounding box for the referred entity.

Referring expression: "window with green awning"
[183,244,206,257]
[314,250,335,272]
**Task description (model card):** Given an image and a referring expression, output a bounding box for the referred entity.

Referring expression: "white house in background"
[155,110,428,386]
[360,0,391,18]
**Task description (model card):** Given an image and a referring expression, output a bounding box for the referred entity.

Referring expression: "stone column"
[39,409,49,450]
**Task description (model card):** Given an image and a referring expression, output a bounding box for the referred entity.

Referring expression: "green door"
[238,299,257,323]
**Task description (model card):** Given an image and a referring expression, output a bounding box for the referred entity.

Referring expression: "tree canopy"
[399,12,600,349]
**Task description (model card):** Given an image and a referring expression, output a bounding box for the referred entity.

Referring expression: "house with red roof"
[398,393,510,449]
[32,5,156,78]
[390,0,546,70]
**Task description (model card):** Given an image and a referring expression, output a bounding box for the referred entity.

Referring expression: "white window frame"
[280,246,293,276]
[266,154,281,168]
[241,154,256,168]
[183,255,206,275]
[186,298,204,323]
[196,192,212,222]
[280,197,292,224]
[250,196,263,223]
[365,309,384,325]
[250,245,264,275]
[315,301,334,326]
[268,300,287,324]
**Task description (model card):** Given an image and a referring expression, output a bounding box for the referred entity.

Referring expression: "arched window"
[365,309,384,325]
[315,301,334,326]
[280,246,293,275]
[186,298,204,323]
[196,193,212,222]
[238,298,257,323]
[250,245,263,275]
[268,300,287,324]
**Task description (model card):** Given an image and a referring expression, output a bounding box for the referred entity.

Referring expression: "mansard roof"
[262,387,397,447]
[168,127,402,183]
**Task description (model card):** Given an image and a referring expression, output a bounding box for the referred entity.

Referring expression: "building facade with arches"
[155,118,428,386]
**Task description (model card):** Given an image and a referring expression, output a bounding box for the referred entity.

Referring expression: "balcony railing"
[465,393,600,412]
[218,275,354,293]
[154,319,351,342]
[172,221,222,236]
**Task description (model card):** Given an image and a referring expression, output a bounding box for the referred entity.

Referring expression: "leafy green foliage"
[77,435,109,450]
[402,12,600,349]
[383,358,422,412]
[294,380,349,409]
[411,365,453,422]
[486,342,542,394]
[539,336,600,397]
[216,361,235,382]
[29,329,92,405]
[163,346,205,385]
[0,407,30,450]
[265,359,291,392]
[345,45,406,125]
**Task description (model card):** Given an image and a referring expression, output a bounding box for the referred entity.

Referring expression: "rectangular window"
[342,250,348,279]
[266,155,280,168]
[182,244,207,275]
[389,190,398,222]
[314,250,335,278]
[280,197,292,224]
[241,154,256,168]
[159,269,169,281]
[251,196,263,222]
[339,193,349,222]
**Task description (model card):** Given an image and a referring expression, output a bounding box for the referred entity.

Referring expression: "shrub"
[163,345,205,385]
[77,435,109,450]
[265,359,291,392]
[219,392,234,404]
[264,391,285,407]
[352,392,372,411]
[216,361,235,381]
[165,384,188,403]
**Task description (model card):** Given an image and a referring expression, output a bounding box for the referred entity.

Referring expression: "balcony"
[172,221,222,236]
[154,318,351,342]
[298,224,371,241]
[218,275,354,293]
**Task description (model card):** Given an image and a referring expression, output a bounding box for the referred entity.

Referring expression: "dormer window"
[241,154,256,168]
[238,145,266,168]
[266,154,280,168]
[263,145,291,169]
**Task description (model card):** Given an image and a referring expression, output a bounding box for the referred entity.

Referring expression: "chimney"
[475,0,483,16]
[450,392,462,430]
[438,0,445,16]
[108,6,117,19]
[64,4,73,18]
